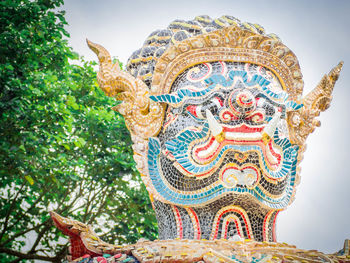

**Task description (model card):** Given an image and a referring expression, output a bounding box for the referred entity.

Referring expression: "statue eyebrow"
[150,70,271,105]
[151,68,303,117]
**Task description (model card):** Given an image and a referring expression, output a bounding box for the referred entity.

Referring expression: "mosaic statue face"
[148,61,301,240]
[151,61,300,208]
[87,15,342,242]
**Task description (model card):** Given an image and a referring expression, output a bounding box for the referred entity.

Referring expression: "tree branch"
[0,182,26,241]
[83,183,105,222]
[88,186,110,224]
[0,220,48,246]
[28,220,53,254]
[9,258,22,263]
[6,190,46,232]
[4,242,68,263]
[0,247,56,261]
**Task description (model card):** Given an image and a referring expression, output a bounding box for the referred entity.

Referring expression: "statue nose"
[228,89,256,116]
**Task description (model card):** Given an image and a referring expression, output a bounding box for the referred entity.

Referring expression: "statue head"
[88,15,342,242]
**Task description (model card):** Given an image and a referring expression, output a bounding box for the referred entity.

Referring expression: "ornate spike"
[87,39,140,98]
[287,62,343,146]
[86,39,112,65]
[303,61,343,112]
[86,40,165,136]
[87,40,165,177]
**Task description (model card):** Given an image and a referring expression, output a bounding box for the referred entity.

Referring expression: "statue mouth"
[164,120,283,181]
[193,123,281,169]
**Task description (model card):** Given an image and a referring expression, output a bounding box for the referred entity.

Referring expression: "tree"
[0,1,158,262]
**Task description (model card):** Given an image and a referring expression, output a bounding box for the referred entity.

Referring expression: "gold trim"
[151,25,303,100]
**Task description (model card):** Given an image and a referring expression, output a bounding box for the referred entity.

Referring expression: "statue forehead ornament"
[87,18,343,209]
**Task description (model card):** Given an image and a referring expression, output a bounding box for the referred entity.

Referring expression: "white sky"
[62,0,350,253]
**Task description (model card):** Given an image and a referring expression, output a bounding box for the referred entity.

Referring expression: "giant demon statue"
[51,15,348,263]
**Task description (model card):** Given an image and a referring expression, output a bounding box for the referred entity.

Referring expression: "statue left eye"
[186,105,205,119]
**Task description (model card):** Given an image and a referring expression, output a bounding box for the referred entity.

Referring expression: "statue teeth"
[206,109,223,136]
[206,109,224,142]
[262,111,282,141]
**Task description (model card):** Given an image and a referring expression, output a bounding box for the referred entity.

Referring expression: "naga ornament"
[52,15,347,263]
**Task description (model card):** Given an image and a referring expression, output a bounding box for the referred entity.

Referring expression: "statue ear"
[303,61,343,113]
[287,62,343,146]
[86,39,165,139]
[87,40,165,177]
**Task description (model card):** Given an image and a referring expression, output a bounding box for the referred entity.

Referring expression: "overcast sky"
[61,0,350,253]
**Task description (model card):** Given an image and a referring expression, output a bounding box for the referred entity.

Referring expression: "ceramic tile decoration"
[51,15,348,262]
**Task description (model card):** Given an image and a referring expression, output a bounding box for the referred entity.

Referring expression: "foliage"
[0,0,158,262]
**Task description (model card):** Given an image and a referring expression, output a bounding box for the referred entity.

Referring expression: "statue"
[51,15,349,262]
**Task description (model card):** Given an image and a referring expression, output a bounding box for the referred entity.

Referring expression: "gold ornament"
[87,40,165,175]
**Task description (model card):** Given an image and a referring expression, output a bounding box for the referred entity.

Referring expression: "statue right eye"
[185,97,224,120]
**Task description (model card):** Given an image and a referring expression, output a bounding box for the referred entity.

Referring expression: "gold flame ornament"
[86,40,165,139]
[87,40,165,175]
[288,62,343,147]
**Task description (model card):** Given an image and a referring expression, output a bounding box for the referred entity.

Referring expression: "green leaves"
[0,1,157,262]
[24,175,34,185]
[73,137,86,148]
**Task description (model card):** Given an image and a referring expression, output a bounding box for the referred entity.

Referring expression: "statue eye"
[256,97,266,107]
[262,103,276,116]
[186,105,205,119]
[212,96,224,108]
[185,97,224,120]
[256,96,286,118]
